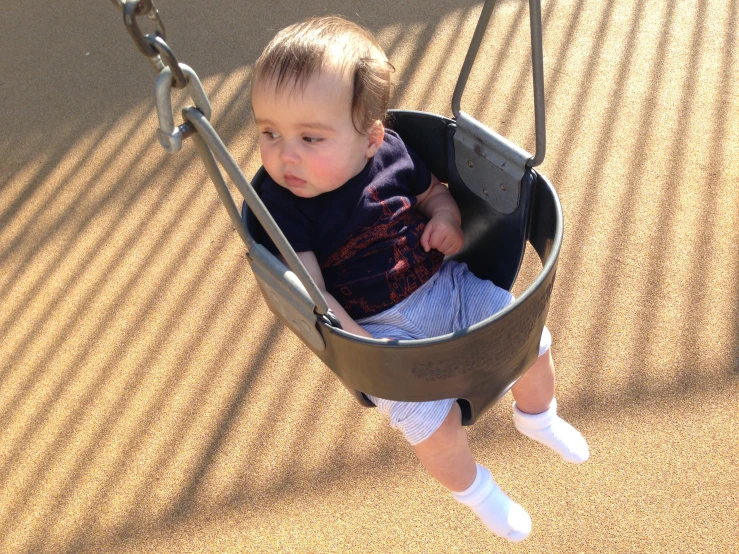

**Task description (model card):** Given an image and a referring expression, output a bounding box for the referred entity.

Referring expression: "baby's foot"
[453,464,531,542]
[513,399,590,464]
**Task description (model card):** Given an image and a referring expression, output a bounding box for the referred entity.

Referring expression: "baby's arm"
[296,250,375,339]
[416,175,464,255]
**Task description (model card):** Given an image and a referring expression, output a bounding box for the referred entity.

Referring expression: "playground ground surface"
[1,1,737,552]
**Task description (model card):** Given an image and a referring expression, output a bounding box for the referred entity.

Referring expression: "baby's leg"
[368,395,531,542]
[510,348,555,414]
[410,401,476,491]
[414,403,532,542]
[511,350,589,463]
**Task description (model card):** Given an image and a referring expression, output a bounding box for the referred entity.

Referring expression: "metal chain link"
[146,35,187,89]
[122,0,165,58]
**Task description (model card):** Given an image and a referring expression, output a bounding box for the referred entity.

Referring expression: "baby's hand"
[420,213,464,256]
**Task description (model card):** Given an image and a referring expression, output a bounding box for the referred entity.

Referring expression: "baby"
[251,15,589,542]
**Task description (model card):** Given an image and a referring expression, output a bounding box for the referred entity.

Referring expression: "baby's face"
[252,69,380,198]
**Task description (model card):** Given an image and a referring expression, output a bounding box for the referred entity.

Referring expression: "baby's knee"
[369,396,456,446]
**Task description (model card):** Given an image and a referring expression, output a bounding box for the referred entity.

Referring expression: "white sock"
[452,464,531,542]
[512,399,590,464]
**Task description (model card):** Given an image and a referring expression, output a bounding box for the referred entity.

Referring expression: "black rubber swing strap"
[452,0,546,168]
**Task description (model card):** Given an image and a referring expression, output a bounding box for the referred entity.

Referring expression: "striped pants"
[358,260,551,445]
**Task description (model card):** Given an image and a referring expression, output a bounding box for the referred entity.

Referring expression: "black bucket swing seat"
[238,0,561,425]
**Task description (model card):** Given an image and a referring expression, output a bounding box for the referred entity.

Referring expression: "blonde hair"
[252,16,395,133]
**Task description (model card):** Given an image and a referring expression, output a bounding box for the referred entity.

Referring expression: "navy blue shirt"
[261,130,444,319]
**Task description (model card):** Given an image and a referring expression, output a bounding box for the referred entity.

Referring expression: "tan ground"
[2,1,738,552]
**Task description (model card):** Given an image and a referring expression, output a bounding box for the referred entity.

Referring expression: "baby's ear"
[365,120,385,158]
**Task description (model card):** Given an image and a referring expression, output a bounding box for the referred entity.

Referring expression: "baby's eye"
[302,136,323,144]
[262,131,280,140]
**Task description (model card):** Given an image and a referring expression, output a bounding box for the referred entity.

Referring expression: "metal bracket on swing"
[452,0,546,215]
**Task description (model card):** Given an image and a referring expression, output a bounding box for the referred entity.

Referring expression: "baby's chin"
[279,181,320,198]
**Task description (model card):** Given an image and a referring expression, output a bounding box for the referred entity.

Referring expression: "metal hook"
[154,64,212,153]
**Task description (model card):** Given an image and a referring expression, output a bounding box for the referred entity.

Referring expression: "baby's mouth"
[284,174,306,188]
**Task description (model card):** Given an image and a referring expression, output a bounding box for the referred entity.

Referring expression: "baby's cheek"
[311,154,351,186]
[259,143,276,170]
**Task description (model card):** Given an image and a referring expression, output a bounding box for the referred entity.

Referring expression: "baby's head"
[251,16,395,197]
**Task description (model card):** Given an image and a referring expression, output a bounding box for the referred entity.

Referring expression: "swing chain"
[119,0,165,58]
[146,34,188,89]
[113,0,209,151]
[111,0,170,77]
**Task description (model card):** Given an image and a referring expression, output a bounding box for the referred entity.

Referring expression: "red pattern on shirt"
[322,185,443,317]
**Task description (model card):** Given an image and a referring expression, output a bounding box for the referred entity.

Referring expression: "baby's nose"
[279,142,300,163]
